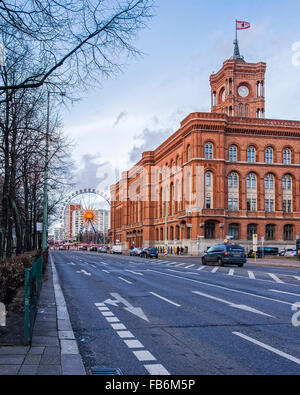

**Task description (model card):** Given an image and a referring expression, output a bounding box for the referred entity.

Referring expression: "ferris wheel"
[59,188,110,239]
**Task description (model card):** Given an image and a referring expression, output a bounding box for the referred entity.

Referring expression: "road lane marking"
[150,292,181,307]
[98,306,109,311]
[111,323,127,330]
[185,264,195,269]
[105,317,120,323]
[269,289,300,297]
[116,331,135,339]
[147,269,294,306]
[175,263,185,267]
[125,270,144,276]
[118,277,133,284]
[268,273,284,284]
[248,271,256,280]
[102,269,110,273]
[133,350,156,361]
[101,311,115,317]
[197,266,206,271]
[233,332,300,365]
[144,364,170,375]
[124,339,144,349]
[211,267,219,273]
[76,269,91,276]
[228,269,235,276]
[294,276,300,281]
[192,291,274,317]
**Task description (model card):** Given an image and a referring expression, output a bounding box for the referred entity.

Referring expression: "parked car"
[58,245,65,250]
[111,245,122,254]
[98,246,107,253]
[89,246,97,252]
[79,245,87,251]
[248,247,279,258]
[202,244,247,267]
[279,248,295,256]
[285,249,297,257]
[140,248,158,259]
[130,247,141,256]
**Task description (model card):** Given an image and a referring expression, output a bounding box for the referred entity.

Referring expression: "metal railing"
[24,256,43,345]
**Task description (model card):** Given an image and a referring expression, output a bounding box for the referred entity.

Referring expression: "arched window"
[228,172,239,188]
[245,104,249,117]
[229,145,237,162]
[205,142,213,159]
[283,175,292,190]
[228,224,239,240]
[266,224,276,241]
[247,224,257,240]
[247,146,256,163]
[265,147,273,164]
[283,148,291,165]
[206,172,212,187]
[176,155,180,169]
[247,173,257,189]
[264,174,274,190]
[284,225,293,241]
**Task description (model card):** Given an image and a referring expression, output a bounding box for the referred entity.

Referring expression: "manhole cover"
[88,367,123,375]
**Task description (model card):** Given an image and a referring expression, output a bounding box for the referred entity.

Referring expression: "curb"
[50,253,86,375]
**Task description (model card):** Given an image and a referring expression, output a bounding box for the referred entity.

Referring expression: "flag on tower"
[236,20,251,30]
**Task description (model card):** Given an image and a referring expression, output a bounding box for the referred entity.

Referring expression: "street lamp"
[42,91,65,251]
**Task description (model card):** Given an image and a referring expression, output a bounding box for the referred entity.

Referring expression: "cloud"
[74,153,116,194]
[129,127,173,164]
[113,111,127,127]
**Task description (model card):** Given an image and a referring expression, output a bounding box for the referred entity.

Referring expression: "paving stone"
[61,354,86,375]
[60,340,79,354]
[37,365,62,375]
[27,346,45,355]
[31,336,59,346]
[40,354,60,365]
[18,365,39,375]
[23,354,42,365]
[0,346,29,355]
[0,355,25,364]
[0,365,20,375]
[43,346,60,356]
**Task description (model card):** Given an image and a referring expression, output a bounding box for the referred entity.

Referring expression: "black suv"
[202,244,247,267]
[248,247,279,258]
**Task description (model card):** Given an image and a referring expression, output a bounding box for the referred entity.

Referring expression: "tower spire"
[231,20,245,61]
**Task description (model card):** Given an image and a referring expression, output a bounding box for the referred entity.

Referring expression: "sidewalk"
[0,255,86,375]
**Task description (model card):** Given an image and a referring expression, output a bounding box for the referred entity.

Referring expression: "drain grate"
[88,367,123,375]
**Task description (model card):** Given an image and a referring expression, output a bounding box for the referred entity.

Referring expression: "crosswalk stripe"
[211,267,219,273]
[228,269,235,276]
[185,264,195,269]
[294,276,300,281]
[197,266,206,270]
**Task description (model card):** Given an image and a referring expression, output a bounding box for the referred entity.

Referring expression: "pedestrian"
[181,246,184,255]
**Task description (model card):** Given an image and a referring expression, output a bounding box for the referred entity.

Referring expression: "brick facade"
[110,56,300,255]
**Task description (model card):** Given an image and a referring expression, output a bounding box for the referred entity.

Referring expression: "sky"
[61,0,300,207]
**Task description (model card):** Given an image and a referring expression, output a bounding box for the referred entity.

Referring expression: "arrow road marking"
[192,291,274,317]
[103,293,149,322]
[76,269,91,276]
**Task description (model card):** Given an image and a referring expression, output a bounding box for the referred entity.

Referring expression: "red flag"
[236,21,251,30]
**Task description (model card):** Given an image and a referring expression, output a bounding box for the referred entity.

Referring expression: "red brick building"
[110,42,300,255]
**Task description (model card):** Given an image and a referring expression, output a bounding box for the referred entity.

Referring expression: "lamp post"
[42,91,65,251]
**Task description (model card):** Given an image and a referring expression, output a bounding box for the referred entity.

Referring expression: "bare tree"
[0,0,154,95]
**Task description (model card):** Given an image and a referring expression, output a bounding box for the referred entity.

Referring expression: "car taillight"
[224,252,228,256]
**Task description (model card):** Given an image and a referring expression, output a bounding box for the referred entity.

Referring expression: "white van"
[111,245,122,254]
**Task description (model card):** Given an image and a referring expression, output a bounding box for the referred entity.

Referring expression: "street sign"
[253,234,258,245]
[36,222,43,232]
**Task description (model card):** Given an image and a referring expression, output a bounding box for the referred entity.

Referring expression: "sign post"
[253,234,258,262]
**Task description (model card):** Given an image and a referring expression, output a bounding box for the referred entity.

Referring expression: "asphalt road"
[51,251,300,375]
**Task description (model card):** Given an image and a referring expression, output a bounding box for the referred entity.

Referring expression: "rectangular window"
[228,198,233,211]
[206,197,211,209]
[247,199,256,212]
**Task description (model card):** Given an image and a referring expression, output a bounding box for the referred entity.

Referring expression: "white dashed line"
[116,331,135,339]
[124,339,144,349]
[144,364,170,375]
[294,276,300,281]
[211,267,219,273]
[185,264,195,269]
[228,269,235,276]
[133,350,156,361]
[175,263,185,267]
[111,323,127,330]
[197,266,206,271]
[150,292,181,307]
[101,311,115,317]
[118,277,133,284]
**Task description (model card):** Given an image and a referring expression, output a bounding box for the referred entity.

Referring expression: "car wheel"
[217,258,223,267]
[202,258,206,265]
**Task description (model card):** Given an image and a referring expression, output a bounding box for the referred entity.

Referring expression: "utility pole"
[42,92,50,251]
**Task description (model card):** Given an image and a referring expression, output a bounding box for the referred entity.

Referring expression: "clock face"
[238,85,249,98]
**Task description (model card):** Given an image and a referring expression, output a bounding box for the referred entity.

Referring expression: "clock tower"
[210,40,266,118]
